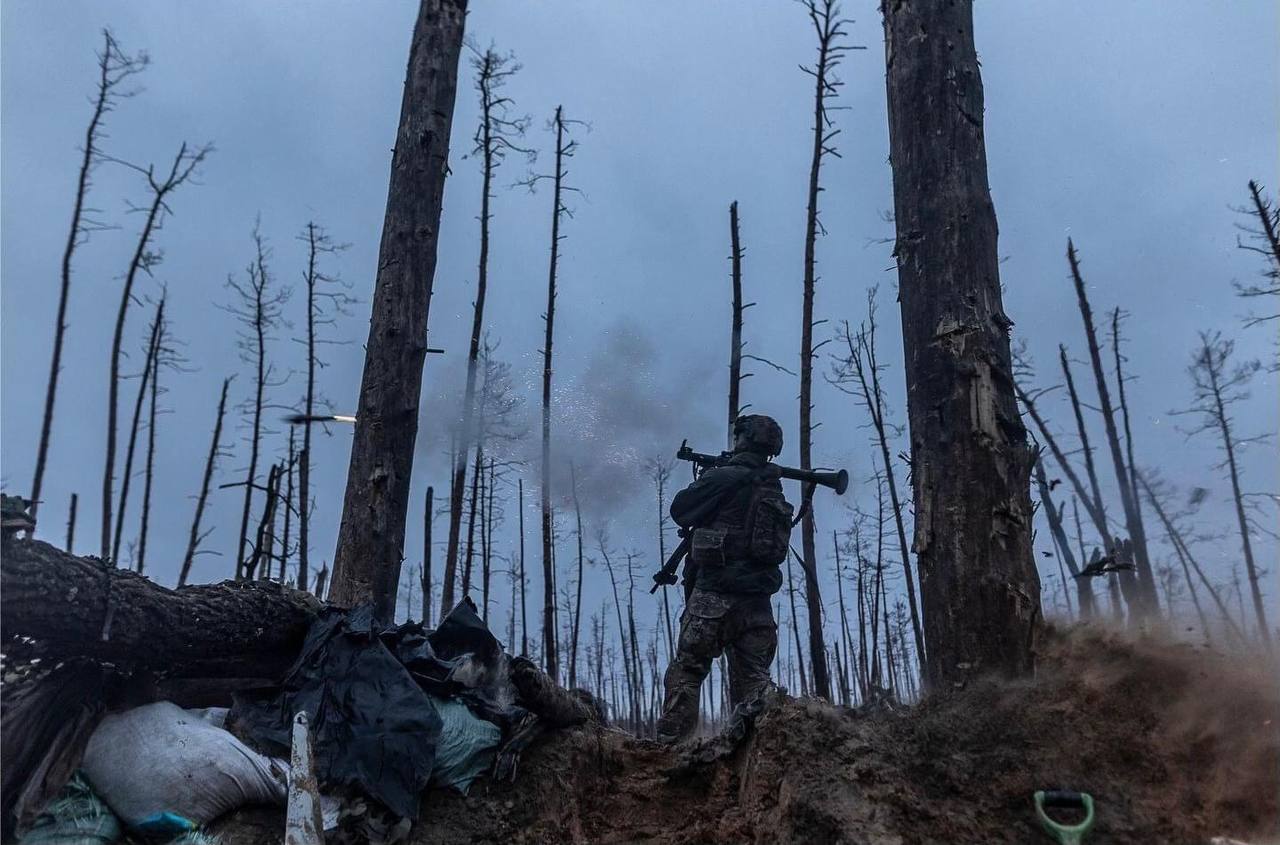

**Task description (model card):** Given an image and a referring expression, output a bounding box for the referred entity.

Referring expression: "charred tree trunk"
[461,445,482,598]
[727,200,745,448]
[111,298,164,568]
[422,485,433,626]
[568,465,585,688]
[33,32,145,528]
[518,477,528,655]
[785,549,809,696]
[1066,243,1158,617]
[331,0,467,619]
[103,143,207,561]
[1138,472,1245,646]
[1033,457,1092,617]
[135,310,163,576]
[180,378,230,587]
[280,430,295,583]
[65,493,78,553]
[797,0,850,702]
[539,106,573,679]
[883,0,1041,687]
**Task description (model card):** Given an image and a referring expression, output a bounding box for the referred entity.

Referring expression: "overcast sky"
[3,1,1276,648]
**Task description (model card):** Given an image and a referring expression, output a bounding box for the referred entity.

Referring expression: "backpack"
[691,471,794,568]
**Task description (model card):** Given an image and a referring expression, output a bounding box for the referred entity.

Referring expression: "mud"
[215,626,1278,844]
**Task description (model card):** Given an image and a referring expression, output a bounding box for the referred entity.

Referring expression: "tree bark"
[882,0,1041,688]
[727,201,744,448]
[180,378,230,587]
[331,0,467,620]
[1,538,317,678]
[539,106,568,679]
[65,493,78,553]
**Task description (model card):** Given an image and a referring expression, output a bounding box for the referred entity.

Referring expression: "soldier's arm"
[670,465,751,528]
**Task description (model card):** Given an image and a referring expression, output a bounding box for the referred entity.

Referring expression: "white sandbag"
[81,701,287,830]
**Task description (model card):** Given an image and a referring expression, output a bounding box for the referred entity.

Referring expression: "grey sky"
[2,1,1276,640]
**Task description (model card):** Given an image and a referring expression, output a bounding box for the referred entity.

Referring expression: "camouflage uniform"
[655,416,788,743]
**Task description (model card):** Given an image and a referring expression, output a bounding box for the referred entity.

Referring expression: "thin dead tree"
[833,530,858,704]
[442,45,532,611]
[1138,472,1246,646]
[518,477,527,654]
[422,485,434,626]
[598,532,639,726]
[644,455,677,660]
[1033,456,1092,617]
[727,200,748,447]
[1234,180,1279,367]
[330,0,467,619]
[279,429,297,583]
[66,494,79,552]
[785,548,810,696]
[136,299,178,576]
[101,141,209,562]
[883,0,1041,686]
[568,464,586,688]
[530,105,582,678]
[33,31,147,526]
[296,221,351,592]
[797,0,856,702]
[830,288,925,669]
[110,297,164,568]
[179,376,232,587]
[225,226,290,580]
[1065,242,1158,616]
[1173,332,1271,651]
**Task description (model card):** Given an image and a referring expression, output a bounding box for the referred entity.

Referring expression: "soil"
[215,626,1278,844]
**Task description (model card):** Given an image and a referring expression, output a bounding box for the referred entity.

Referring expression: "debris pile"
[213,626,1277,844]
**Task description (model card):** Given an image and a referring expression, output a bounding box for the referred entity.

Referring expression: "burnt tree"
[330,0,467,619]
[110,297,164,568]
[442,46,530,612]
[882,0,1041,687]
[796,0,853,701]
[32,31,147,527]
[179,377,232,586]
[296,221,351,593]
[727,200,747,447]
[101,142,208,562]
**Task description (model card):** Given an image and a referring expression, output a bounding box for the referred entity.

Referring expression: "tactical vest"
[690,471,794,569]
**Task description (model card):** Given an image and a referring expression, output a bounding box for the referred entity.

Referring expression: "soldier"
[655,414,794,744]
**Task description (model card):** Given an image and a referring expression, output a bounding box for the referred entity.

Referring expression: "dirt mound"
[218,626,1278,844]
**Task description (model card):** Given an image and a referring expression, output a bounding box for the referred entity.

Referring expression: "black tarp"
[229,599,508,820]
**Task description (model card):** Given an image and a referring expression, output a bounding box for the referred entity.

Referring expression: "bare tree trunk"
[1138,472,1245,646]
[785,549,809,696]
[331,0,467,619]
[833,530,858,704]
[103,143,207,561]
[1033,456,1092,617]
[1058,347,1110,539]
[482,458,495,618]
[796,0,850,702]
[246,464,281,581]
[539,106,572,679]
[461,446,482,597]
[1189,335,1271,650]
[280,430,295,583]
[518,477,527,655]
[180,378,230,587]
[422,485,433,626]
[135,309,164,576]
[1066,242,1158,617]
[65,493,78,553]
[33,32,146,527]
[568,465,585,688]
[727,200,745,448]
[111,298,164,568]
[883,0,1041,687]
[834,293,925,669]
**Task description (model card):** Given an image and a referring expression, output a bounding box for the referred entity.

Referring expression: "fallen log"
[1,537,320,678]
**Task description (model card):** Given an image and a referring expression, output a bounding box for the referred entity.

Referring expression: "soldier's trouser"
[655,588,777,742]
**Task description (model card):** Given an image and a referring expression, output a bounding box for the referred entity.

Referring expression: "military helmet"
[732,414,784,457]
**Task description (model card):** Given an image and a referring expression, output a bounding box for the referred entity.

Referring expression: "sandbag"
[80,701,286,833]
[17,774,119,845]
[427,695,501,794]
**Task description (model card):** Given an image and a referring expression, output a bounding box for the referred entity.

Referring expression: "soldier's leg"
[725,598,778,708]
[656,604,726,742]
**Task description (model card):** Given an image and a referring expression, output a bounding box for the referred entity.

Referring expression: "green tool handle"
[1034,790,1095,845]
